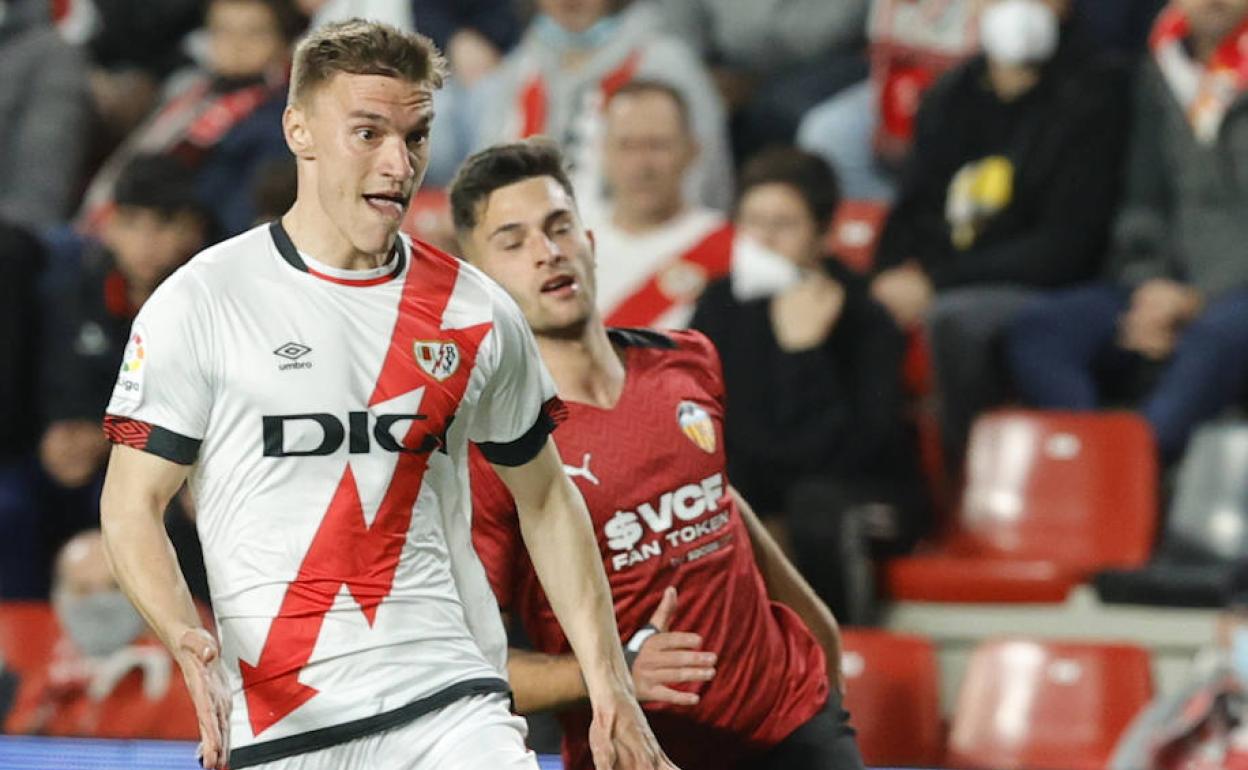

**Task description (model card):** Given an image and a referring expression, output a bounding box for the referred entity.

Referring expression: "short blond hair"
[289,19,446,105]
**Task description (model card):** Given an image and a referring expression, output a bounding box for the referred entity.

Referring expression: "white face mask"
[979,0,1060,67]
[55,590,147,659]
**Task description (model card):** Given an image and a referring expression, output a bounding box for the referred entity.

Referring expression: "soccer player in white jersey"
[97,20,676,770]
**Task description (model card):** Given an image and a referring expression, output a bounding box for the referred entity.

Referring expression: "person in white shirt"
[97,19,676,770]
[591,80,732,329]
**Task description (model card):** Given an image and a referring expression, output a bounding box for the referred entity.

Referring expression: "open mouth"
[362,193,406,220]
[540,275,576,294]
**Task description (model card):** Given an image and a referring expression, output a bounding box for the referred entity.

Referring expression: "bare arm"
[99,444,230,769]
[494,438,675,770]
[732,485,844,693]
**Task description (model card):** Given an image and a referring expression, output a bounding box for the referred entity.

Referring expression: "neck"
[1193,33,1223,64]
[611,198,684,234]
[535,320,626,409]
[127,285,154,309]
[283,195,393,271]
[987,60,1041,101]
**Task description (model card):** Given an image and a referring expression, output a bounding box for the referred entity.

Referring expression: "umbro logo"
[274,342,313,370]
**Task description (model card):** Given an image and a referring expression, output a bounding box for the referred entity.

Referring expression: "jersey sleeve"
[468,287,565,467]
[102,271,213,465]
[468,445,523,611]
[671,329,727,409]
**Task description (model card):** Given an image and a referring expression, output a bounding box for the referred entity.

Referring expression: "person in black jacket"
[692,147,925,623]
[869,0,1131,471]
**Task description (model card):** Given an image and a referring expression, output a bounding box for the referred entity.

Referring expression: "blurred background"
[5,0,1248,767]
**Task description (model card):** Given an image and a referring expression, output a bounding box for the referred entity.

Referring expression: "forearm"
[100,454,201,651]
[735,487,841,673]
[508,647,587,713]
[516,470,632,701]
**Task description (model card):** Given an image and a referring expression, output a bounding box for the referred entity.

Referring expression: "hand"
[631,587,715,706]
[769,273,846,352]
[448,28,502,86]
[588,688,680,770]
[870,263,933,329]
[174,628,231,770]
[1119,280,1201,360]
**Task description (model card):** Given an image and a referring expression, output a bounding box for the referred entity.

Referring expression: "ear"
[682,135,701,171]
[586,227,597,267]
[283,104,315,159]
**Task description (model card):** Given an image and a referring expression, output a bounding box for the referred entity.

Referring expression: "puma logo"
[563,453,600,486]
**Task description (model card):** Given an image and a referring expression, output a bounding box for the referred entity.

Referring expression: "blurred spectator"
[41,156,209,492]
[79,0,304,238]
[296,0,414,31]
[691,148,924,623]
[1008,0,1248,463]
[798,0,979,201]
[411,0,522,86]
[472,0,733,220]
[869,0,1130,470]
[250,155,298,224]
[2,530,199,739]
[657,0,869,160]
[591,79,732,328]
[1109,561,1248,769]
[0,221,49,599]
[54,0,203,156]
[0,0,91,230]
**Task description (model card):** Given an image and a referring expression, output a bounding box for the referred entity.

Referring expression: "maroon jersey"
[471,328,828,770]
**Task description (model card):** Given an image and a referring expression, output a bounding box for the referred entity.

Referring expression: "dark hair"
[736,146,841,232]
[289,18,445,105]
[113,155,207,220]
[209,0,308,44]
[607,78,691,131]
[449,138,577,233]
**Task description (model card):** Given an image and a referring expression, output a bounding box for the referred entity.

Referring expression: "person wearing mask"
[692,148,925,624]
[2,530,200,739]
[472,0,732,219]
[868,0,1130,472]
[591,79,732,328]
[1110,560,1248,769]
[79,0,305,237]
[1008,0,1248,463]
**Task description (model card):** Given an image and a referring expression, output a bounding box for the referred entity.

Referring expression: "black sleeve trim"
[476,397,567,467]
[607,327,677,349]
[103,415,201,465]
[229,678,510,768]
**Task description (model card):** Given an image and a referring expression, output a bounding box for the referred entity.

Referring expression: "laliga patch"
[413,340,460,382]
[676,401,716,454]
[112,327,147,405]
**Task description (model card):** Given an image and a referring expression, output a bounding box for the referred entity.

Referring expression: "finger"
[638,683,701,706]
[648,586,677,632]
[644,632,704,651]
[648,665,715,683]
[645,649,717,668]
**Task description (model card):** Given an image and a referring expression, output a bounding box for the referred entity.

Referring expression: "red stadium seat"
[885,410,1159,602]
[840,628,944,767]
[947,638,1153,770]
[828,200,890,273]
[0,601,59,676]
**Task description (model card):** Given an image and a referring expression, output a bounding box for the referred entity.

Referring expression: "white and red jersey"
[103,221,560,768]
[590,208,732,329]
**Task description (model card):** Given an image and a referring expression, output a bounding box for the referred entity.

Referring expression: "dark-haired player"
[452,139,863,770]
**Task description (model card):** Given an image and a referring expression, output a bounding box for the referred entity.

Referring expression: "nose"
[532,232,566,267]
[379,135,415,182]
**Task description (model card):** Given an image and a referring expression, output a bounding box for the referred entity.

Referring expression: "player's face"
[736,183,823,268]
[603,91,695,221]
[465,176,599,337]
[292,73,434,257]
[207,0,288,80]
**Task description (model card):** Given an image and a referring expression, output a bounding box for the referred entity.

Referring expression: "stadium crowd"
[3,0,1248,766]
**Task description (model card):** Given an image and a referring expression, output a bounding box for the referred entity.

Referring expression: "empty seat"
[885,410,1159,602]
[1097,421,1248,607]
[839,628,944,767]
[947,638,1153,770]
